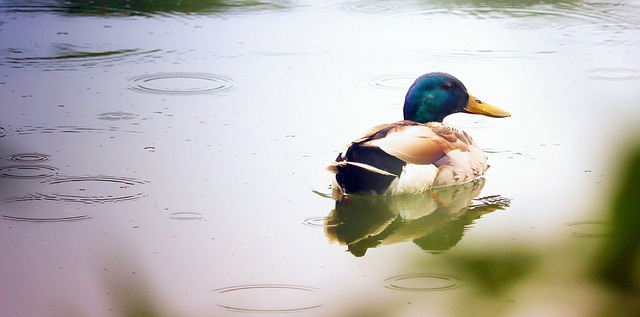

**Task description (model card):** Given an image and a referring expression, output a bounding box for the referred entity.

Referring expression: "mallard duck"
[328,72,510,195]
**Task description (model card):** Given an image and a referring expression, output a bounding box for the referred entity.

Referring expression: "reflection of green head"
[412,220,466,252]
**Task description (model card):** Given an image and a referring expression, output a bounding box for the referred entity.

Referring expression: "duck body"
[331,120,487,195]
[328,72,510,196]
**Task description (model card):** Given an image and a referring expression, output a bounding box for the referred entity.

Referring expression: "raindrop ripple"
[5,176,149,204]
[383,273,463,292]
[2,125,140,136]
[97,111,139,121]
[0,165,58,179]
[368,74,417,89]
[213,284,323,313]
[2,44,167,71]
[302,216,339,228]
[342,4,394,13]
[393,4,640,56]
[128,72,235,95]
[169,212,204,221]
[587,68,639,81]
[1,214,92,223]
[7,153,51,163]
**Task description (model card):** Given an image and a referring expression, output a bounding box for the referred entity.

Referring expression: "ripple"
[368,74,417,89]
[0,3,61,13]
[3,125,140,136]
[400,6,637,30]
[213,284,323,313]
[302,216,339,228]
[1,200,93,223]
[566,221,611,238]
[342,4,394,13]
[483,148,533,160]
[414,48,535,60]
[5,176,148,204]
[7,153,51,163]
[97,111,139,121]
[128,72,235,95]
[383,273,463,292]
[0,2,151,16]
[0,1,289,16]
[0,127,6,138]
[169,212,204,221]
[587,68,640,81]
[395,5,640,57]
[2,44,167,71]
[0,165,58,179]
[1,214,92,223]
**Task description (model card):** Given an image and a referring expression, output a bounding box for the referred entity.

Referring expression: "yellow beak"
[464,93,511,118]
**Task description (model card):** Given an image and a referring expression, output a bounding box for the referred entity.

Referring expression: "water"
[1,0,639,316]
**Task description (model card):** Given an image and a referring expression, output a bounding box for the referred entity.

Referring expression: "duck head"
[403,72,511,123]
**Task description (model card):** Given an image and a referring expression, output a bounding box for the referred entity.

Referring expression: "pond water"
[1,0,639,316]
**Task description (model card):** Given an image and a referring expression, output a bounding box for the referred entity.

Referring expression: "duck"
[327,72,510,195]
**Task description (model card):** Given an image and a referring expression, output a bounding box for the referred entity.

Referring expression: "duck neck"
[403,98,447,123]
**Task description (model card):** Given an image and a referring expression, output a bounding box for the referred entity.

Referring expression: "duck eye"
[441,81,454,91]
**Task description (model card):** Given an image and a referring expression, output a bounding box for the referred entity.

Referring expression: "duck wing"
[363,121,475,165]
[329,121,485,194]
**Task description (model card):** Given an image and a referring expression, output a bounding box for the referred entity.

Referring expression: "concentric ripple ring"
[383,273,463,292]
[302,216,339,228]
[0,165,58,179]
[587,68,639,81]
[128,72,235,95]
[5,175,151,204]
[7,153,51,163]
[213,284,323,313]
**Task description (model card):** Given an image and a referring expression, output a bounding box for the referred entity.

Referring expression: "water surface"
[1,0,639,316]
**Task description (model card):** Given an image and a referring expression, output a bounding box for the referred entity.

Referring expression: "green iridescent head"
[403,72,510,123]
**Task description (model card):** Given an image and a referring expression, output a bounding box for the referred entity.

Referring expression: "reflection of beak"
[464,93,511,118]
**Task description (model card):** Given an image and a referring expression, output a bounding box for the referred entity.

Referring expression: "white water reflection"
[0,0,639,316]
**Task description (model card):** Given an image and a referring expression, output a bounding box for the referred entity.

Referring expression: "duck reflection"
[325,178,510,257]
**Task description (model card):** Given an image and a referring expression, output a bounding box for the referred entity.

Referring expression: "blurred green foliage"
[435,142,640,317]
[596,144,640,292]
[591,142,640,317]
[443,249,538,297]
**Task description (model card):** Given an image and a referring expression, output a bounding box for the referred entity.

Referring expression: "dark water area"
[1,0,639,316]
